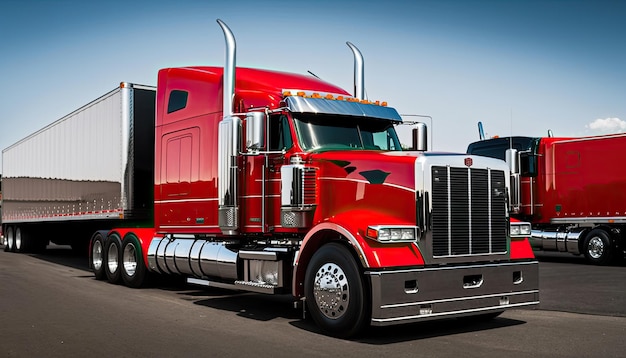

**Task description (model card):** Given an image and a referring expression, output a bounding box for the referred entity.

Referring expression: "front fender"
[292,210,425,297]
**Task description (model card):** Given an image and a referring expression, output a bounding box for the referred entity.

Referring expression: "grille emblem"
[464,157,473,167]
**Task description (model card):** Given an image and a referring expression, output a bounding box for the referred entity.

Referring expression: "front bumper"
[367,261,539,326]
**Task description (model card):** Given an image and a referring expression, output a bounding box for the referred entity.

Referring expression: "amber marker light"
[366,227,379,240]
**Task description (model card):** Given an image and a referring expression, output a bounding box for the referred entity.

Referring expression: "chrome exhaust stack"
[346,41,365,100]
[216,19,241,235]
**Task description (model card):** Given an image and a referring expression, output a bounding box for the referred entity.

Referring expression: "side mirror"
[411,122,428,151]
[245,112,265,153]
[505,148,521,213]
[505,148,519,174]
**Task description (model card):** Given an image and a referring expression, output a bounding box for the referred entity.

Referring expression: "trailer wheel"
[4,226,14,252]
[90,233,106,280]
[304,242,368,338]
[14,227,25,252]
[121,235,147,288]
[583,228,614,265]
[104,234,122,284]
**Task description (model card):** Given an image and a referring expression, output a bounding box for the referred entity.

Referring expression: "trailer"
[467,127,626,265]
[2,84,155,253]
[2,20,539,337]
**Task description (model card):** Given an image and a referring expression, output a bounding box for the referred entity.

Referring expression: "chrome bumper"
[367,261,539,326]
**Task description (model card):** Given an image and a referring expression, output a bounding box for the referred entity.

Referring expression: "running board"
[234,280,282,294]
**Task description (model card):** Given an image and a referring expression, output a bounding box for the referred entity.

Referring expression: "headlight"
[366,226,418,243]
[510,221,532,237]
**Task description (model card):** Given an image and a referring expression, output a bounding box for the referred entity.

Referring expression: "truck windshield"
[292,113,402,152]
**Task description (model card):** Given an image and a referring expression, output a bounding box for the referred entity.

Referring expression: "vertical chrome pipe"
[217,19,235,116]
[216,19,240,234]
[346,41,365,100]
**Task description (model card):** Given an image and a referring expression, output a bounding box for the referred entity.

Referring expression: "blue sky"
[1,0,624,173]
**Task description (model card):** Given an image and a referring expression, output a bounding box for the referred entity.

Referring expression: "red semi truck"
[2,20,539,337]
[467,125,626,265]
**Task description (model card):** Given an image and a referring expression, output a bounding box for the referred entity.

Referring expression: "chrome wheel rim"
[588,236,605,259]
[92,240,103,271]
[6,228,14,250]
[15,228,22,251]
[123,243,137,277]
[107,243,119,273]
[313,263,350,320]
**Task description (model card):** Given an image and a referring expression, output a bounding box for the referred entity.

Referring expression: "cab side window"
[269,115,293,151]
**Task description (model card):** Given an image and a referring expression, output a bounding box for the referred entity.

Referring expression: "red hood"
[310,150,419,192]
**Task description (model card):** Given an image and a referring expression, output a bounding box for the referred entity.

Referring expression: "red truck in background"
[2,20,539,337]
[467,123,626,265]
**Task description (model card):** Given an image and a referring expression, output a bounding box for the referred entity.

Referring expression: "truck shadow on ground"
[187,288,525,343]
[292,316,526,344]
[25,245,91,272]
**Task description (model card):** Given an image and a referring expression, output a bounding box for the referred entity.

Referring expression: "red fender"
[292,210,425,297]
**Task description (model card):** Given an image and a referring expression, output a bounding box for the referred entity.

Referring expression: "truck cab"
[468,132,626,265]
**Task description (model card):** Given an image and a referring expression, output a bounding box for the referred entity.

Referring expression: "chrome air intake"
[280,159,317,228]
[216,19,240,235]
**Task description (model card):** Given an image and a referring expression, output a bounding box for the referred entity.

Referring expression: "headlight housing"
[366,226,419,243]
[510,221,532,238]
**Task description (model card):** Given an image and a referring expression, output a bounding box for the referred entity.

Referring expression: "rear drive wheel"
[90,232,106,280]
[104,234,122,284]
[304,242,368,338]
[583,228,614,265]
[121,234,147,288]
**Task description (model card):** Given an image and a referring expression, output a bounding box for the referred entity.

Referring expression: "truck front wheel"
[304,243,369,338]
[583,228,614,265]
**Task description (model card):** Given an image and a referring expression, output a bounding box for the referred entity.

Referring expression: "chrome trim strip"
[372,301,540,323]
[380,290,539,309]
[367,260,538,275]
[240,195,280,199]
[155,198,218,204]
[159,225,220,229]
[552,216,626,224]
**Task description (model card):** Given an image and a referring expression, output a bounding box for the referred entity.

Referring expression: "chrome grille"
[431,166,507,257]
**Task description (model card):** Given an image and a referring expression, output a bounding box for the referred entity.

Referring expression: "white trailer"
[2,83,156,253]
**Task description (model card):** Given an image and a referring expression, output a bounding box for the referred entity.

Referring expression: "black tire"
[90,232,107,280]
[304,242,368,338]
[583,228,614,265]
[104,234,122,284]
[121,234,147,288]
[14,227,28,253]
[4,226,14,252]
